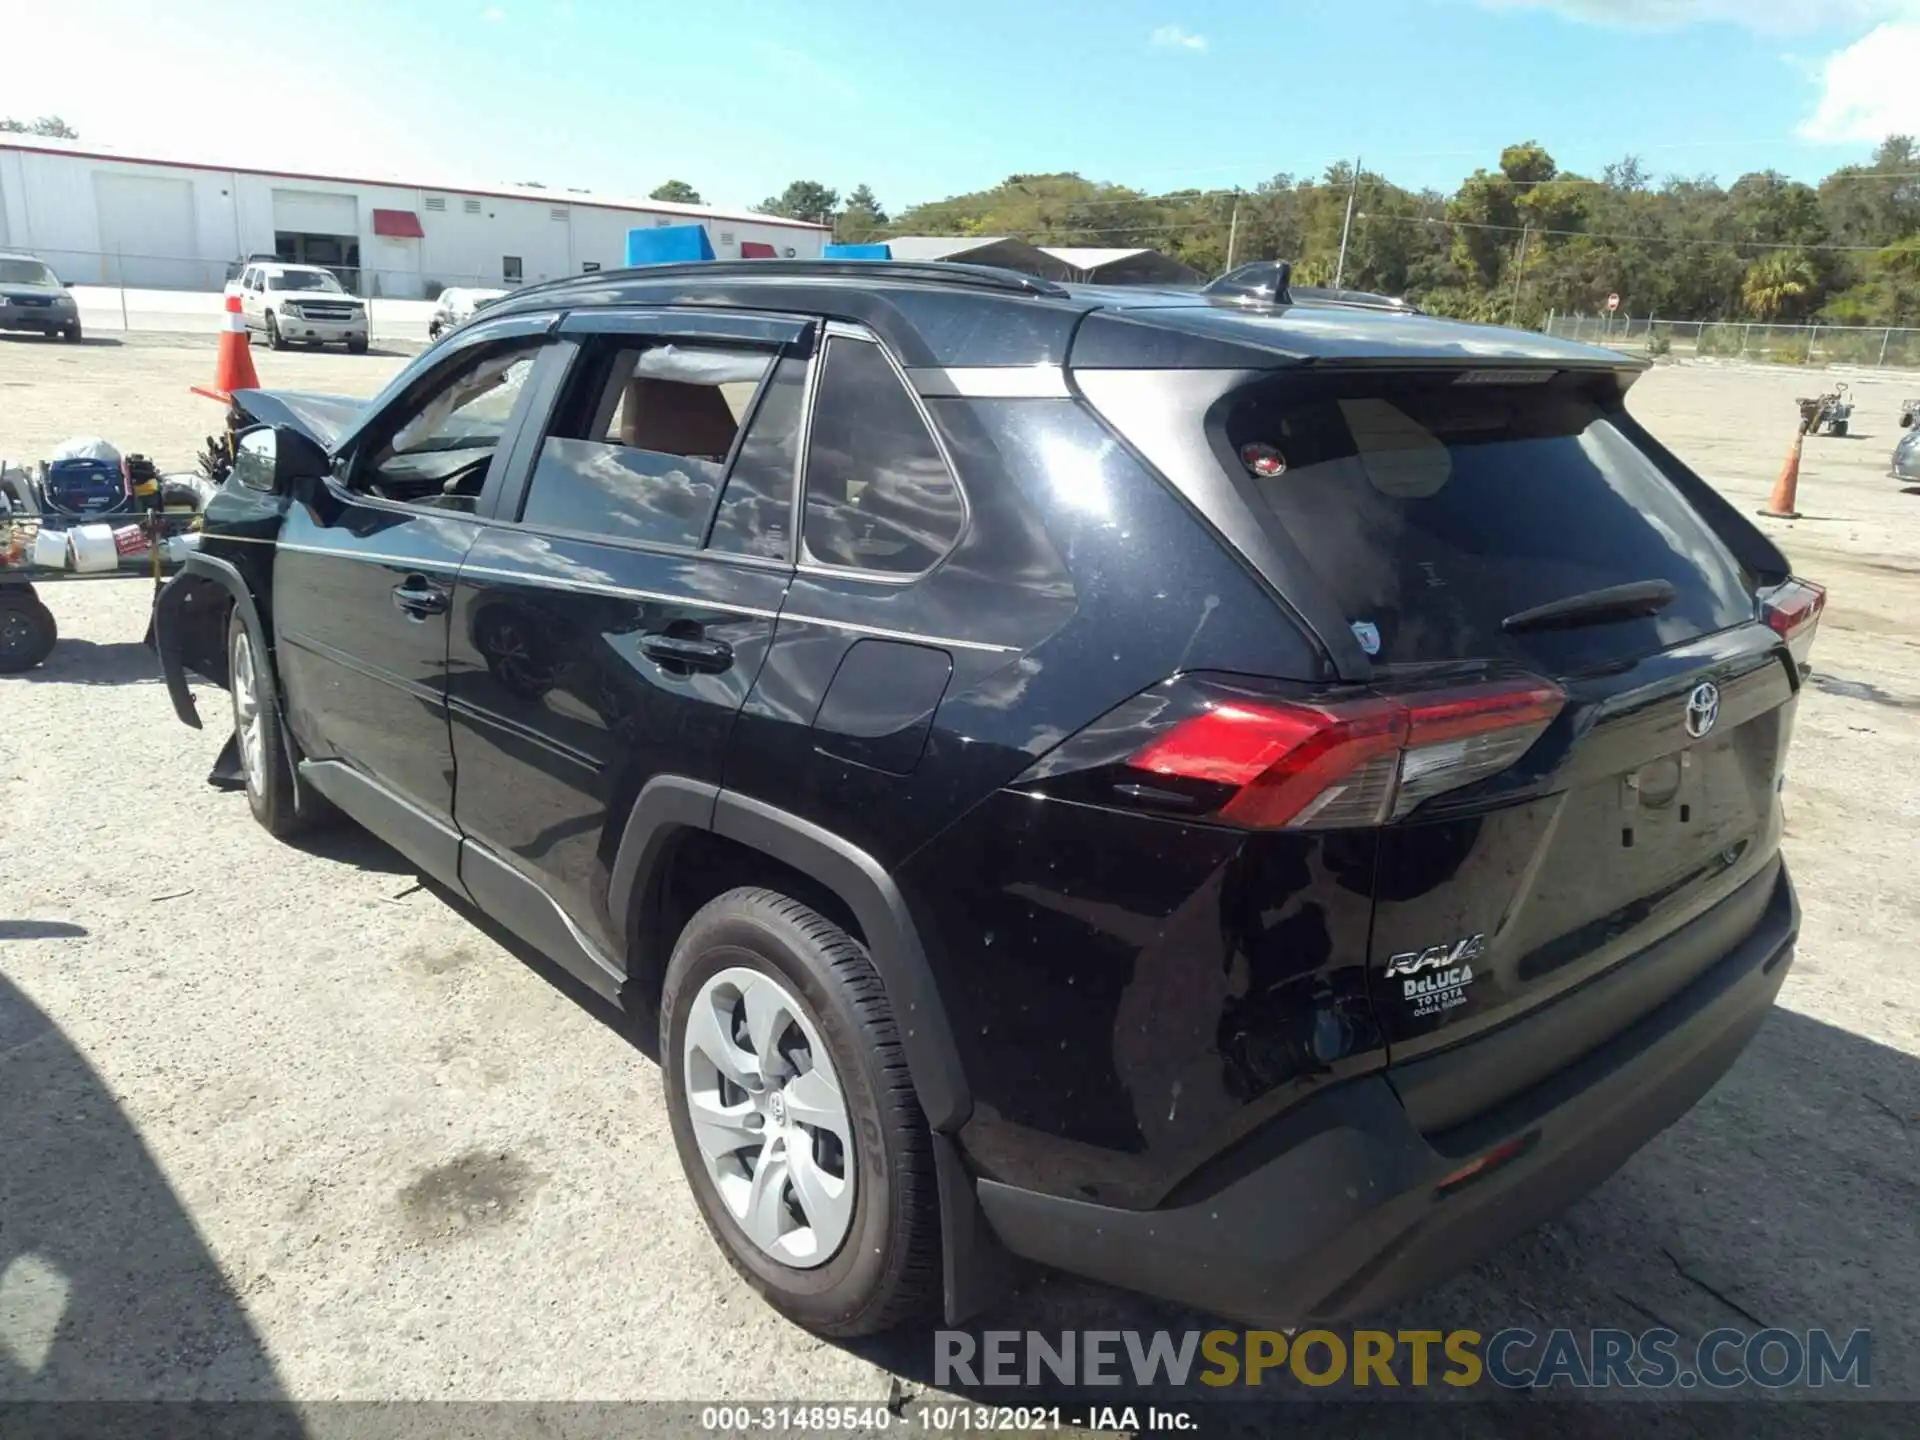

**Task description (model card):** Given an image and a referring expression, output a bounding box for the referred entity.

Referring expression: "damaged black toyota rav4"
[155,259,1822,1336]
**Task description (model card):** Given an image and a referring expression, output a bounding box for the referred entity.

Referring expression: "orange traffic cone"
[191,293,261,404]
[1759,430,1803,519]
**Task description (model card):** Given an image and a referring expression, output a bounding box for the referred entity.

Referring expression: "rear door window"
[1224,373,1754,673]
[518,339,774,548]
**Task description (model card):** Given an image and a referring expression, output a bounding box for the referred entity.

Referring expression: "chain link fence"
[8,246,542,342]
[24,244,536,299]
[1544,313,1920,371]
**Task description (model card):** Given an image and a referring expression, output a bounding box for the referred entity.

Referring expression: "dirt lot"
[2,330,1917,1417]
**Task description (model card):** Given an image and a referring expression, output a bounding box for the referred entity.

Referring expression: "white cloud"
[1150,24,1208,51]
[1476,0,1918,34]
[482,5,506,19]
[1800,21,1920,140]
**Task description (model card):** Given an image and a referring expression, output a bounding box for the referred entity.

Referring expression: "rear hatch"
[1083,356,1815,1131]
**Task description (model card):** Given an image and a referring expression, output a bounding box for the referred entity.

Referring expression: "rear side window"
[803,337,963,575]
[520,340,773,547]
[1225,374,1753,672]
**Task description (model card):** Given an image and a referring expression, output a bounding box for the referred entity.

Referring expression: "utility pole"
[1333,156,1361,290]
[1510,224,1531,323]
[1225,193,1241,271]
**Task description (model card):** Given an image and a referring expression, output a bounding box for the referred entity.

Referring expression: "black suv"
[155,260,1820,1337]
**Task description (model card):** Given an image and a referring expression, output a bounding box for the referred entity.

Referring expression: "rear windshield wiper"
[1502,579,1678,634]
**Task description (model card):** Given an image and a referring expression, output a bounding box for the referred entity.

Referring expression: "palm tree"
[1742,251,1818,320]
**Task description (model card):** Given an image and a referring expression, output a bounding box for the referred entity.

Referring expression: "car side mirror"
[232,424,329,494]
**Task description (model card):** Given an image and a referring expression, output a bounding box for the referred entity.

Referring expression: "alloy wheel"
[230,628,267,796]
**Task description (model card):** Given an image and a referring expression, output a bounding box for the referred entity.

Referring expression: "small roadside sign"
[1606,292,1621,313]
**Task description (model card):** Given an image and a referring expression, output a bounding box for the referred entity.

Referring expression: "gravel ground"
[2,332,1917,1419]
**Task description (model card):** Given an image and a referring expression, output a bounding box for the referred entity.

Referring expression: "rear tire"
[227,608,321,837]
[0,590,57,672]
[660,887,940,1337]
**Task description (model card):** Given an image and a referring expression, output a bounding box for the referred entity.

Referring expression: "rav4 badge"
[1385,934,1484,1018]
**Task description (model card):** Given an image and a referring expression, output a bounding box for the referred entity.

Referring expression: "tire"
[227,608,319,836]
[265,312,286,351]
[0,472,35,516]
[0,590,57,672]
[1831,421,1848,437]
[661,888,940,1337]
[348,337,369,355]
[61,321,82,344]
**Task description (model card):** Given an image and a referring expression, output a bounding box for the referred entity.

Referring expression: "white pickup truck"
[234,263,368,352]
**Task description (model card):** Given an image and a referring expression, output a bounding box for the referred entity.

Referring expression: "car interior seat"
[618,378,739,464]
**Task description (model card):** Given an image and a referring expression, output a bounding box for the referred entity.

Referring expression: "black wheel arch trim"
[607,775,722,947]
[712,791,971,1134]
[157,552,323,817]
[155,553,267,730]
[609,780,972,1134]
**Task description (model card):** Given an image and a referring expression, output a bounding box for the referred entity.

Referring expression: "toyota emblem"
[1685,681,1720,739]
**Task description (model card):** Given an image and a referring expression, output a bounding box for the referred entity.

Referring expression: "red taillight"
[1762,578,1825,644]
[1129,678,1565,830]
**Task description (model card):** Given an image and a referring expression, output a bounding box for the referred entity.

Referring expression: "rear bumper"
[976,863,1798,1325]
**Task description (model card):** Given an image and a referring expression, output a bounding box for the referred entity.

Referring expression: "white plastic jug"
[70,523,119,574]
[32,526,68,570]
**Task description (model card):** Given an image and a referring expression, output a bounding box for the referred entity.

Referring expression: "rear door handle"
[392,576,450,619]
[639,632,733,673]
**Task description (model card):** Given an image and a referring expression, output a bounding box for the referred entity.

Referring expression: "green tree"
[837,184,887,243]
[1603,155,1650,193]
[650,180,702,205]
[0,115,78,138]
[697,132,1920,326]
[1742,251,1819,320]
[757,181,840,226]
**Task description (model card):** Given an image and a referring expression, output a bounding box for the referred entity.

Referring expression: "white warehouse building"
[0,135,830,297]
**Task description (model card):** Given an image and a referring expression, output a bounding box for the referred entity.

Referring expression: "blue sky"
[19,1,1920,215]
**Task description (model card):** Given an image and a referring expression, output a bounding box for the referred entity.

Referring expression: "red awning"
[739,241,776,258]
[372,209,424,239]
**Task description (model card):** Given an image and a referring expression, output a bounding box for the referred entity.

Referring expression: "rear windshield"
[1223,373,1754,673]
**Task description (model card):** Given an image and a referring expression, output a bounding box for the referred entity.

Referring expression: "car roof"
[480,260,1638,373]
